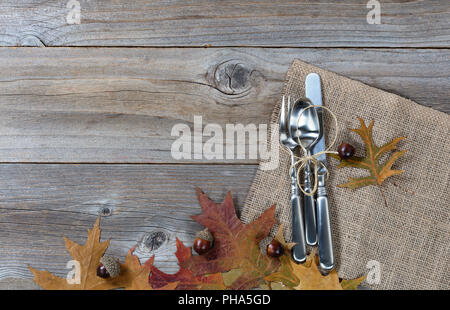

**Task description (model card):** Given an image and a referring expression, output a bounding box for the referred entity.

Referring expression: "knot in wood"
[138,230,169,253]
[98,205,113,217]
[214,60,252,95]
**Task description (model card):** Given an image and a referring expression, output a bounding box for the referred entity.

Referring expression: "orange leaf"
[29,217,169,290]
[290,251,343,290]
[124,247,178,290]
[30,217,119,290]
[264,235,364,290]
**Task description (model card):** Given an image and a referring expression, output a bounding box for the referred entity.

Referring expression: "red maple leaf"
[180,188,279,289]
[148,238,225,290]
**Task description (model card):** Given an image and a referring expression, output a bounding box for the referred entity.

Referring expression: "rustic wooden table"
[0,0,448,289]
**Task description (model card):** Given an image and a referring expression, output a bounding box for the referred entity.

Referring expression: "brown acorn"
[193,228,213,255]
[338,142,355,160]
[96,255,121,279]
[266,239,284,258]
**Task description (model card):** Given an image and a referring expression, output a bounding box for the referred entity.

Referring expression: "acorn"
[338,142,355,160]
[193,228,213,255]
[266,239,284,258]
[97,255,121,279]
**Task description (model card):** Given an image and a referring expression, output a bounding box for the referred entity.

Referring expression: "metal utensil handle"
[303,162,317,246]
[317,175,334,271]
[290,161,307,263]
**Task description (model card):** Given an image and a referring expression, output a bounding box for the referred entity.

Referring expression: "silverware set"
[279,73,334,271]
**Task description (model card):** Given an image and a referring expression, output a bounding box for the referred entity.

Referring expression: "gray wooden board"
[0,163,256,284]
[0,0,449,47]
[0,47,448,163]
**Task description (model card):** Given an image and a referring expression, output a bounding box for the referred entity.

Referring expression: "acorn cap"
[195,228,213,242]
[100,255,121,278]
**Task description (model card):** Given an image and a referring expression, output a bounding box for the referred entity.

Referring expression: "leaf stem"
[378,185,388,208]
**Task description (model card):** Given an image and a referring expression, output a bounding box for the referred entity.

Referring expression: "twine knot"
[282,104,339,196]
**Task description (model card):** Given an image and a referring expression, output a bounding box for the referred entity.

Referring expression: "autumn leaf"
[148,238,226,290]
[180,188,280,290]
[290,250,342,290]
[263,254,298,289]
[263,225,298,289]
[330,118,406,207]
[273,224,296,251]
[264,229,365,290]
[278,250,365,290]
[124,247,178,290]
[29,216,171,290]
[30,217,122,290]
[341,276,366,290]
[330,117,406,190]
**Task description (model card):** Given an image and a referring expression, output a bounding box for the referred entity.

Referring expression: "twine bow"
[283,104,339,196]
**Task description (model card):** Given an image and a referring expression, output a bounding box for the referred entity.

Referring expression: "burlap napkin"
[241,59,450,290]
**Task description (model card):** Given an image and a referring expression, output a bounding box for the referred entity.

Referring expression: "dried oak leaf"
[149,238,226,290]
[330,117,406,190]
[30,217,122,290]
[180,188,280,290]
[341,276,366,290]
[124,247,178,290]
[290,250,342,290]
[263,254,298,289]
[265,230,365,290]
[29,216,171,290]
[263,225,298,289]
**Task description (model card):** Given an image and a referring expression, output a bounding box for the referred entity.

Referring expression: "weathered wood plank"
[0,278,40,290]
[0,163,257,281]
[0,47,448,163]
[0,0,449,47]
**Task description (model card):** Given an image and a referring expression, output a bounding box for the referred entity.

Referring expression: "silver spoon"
[289,99,320,246]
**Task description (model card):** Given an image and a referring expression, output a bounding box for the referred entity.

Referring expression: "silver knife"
[305,73,334,271]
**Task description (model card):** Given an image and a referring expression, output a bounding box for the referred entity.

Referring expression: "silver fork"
[279,96,307,263]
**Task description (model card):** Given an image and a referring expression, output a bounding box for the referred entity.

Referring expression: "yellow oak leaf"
[274,224,296,251]
[30,217,120,290]
[341,275,366,290]
[266,247,365,290]
[123,247,178,290]
[29,216,173,290]
[290,250,342,290]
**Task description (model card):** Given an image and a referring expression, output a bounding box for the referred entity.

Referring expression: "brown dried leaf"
[29,217,171,290]
[265,246,364,290]
[124,247,178,290]
[290,250,342,290]
[274,224,296,251]
[30,217,125,290]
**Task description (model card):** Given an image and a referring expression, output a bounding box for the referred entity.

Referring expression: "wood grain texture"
[0,47,448,163]
[0,164,257,281]
[0,0,449,47]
